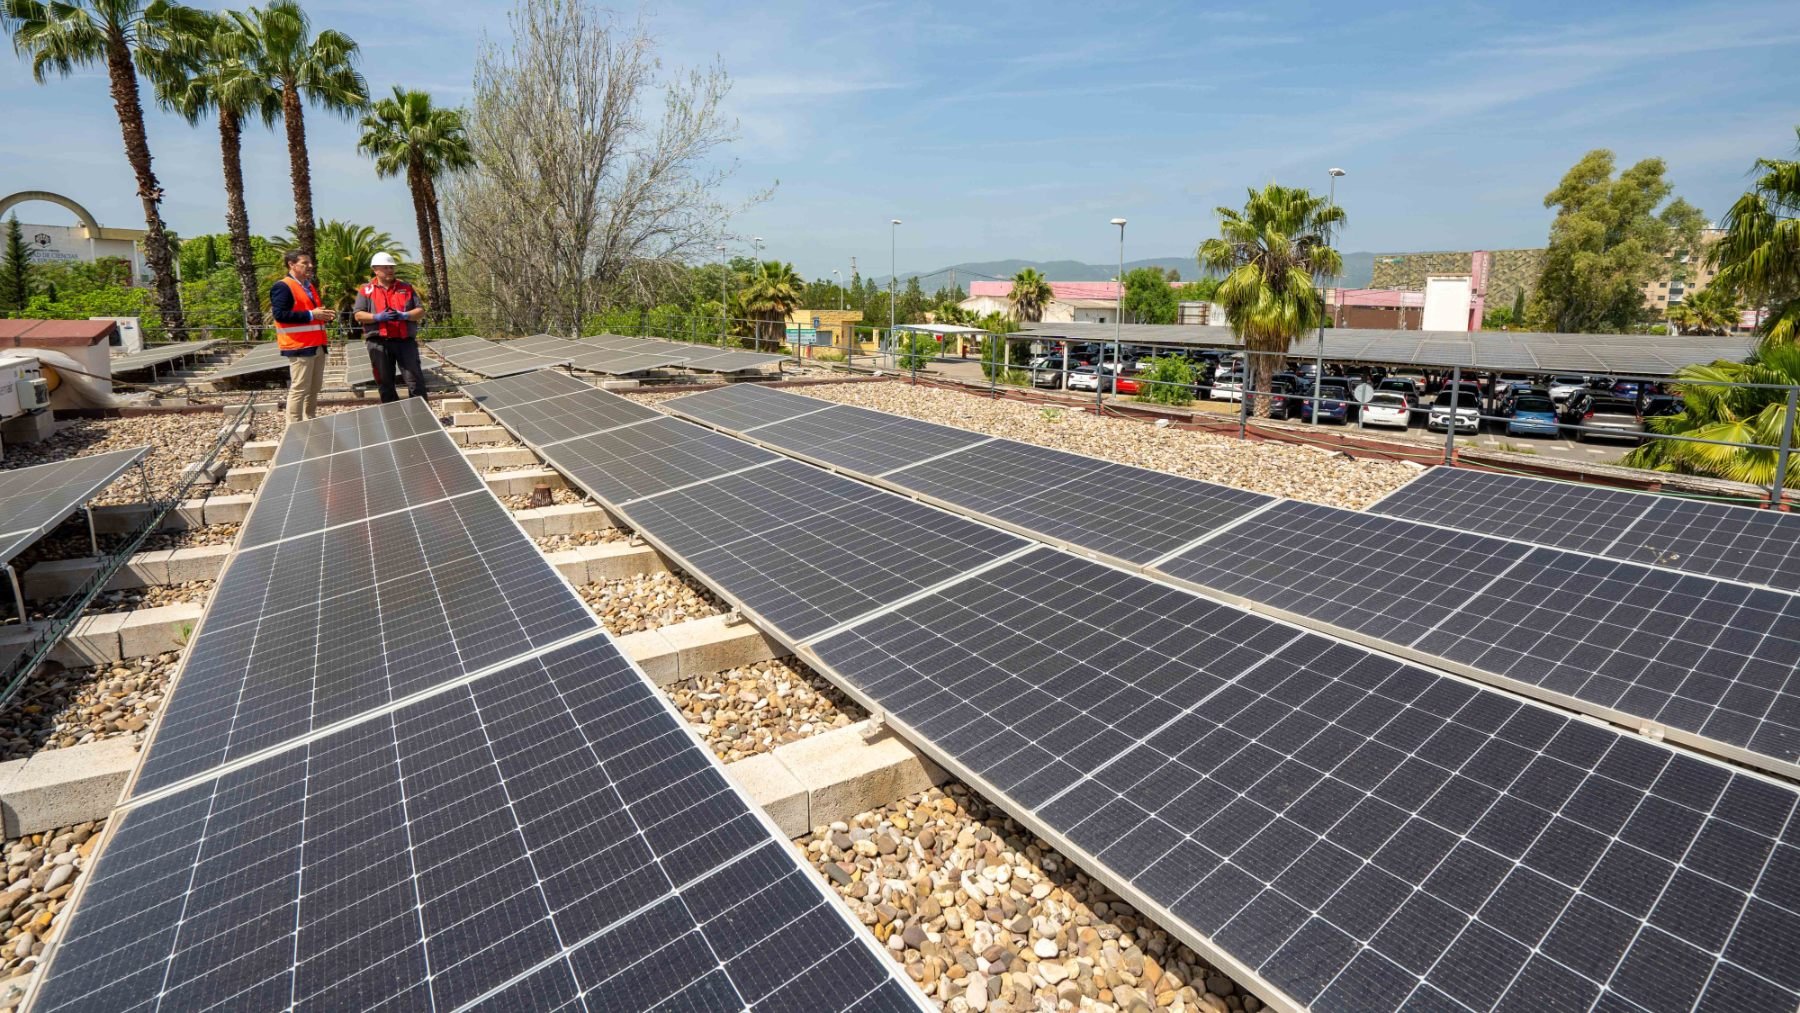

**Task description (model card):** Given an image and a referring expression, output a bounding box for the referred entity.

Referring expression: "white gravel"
[803,784,1254,1013]
[578,570,724,635]
[669,657,864,762]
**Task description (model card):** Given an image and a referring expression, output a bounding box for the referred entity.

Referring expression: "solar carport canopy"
[1017,322,1759,377]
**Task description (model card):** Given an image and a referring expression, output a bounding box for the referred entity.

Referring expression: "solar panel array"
[666,383,1273,565]
[582,332,790,372]
[1371,466,1800,593]
[109,339,218,372]
[1153,499,1800,777]
[203,341,287,381]
[463,378,1800,1013]
[426,335,572,377]
[511,333,689,375]
[33,396,922,1013]
[0,446,147,568]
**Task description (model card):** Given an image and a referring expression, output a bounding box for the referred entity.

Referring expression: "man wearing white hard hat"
[352,252,428,402]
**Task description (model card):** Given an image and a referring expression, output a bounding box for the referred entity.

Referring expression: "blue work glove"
[377,310,402,323]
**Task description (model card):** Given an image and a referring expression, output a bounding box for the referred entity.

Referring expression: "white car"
[1426,390,1481,432]
[1547,375,1589,403]
[1359,392,1411,428]
[1210,373,1244,401]
[1066,366,1101,392]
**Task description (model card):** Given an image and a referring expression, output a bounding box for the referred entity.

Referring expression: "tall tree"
[1198,183,1343,416]
[146,10,279,332]
[1007,267,1053,323]
[1530,149,1705,333]
[1668,285,1741,335]
[228,0,366,264]
[358,87,470,320]
[740,260,801,350]
[1122,266,1178,324]
[448,0,761,334]
[1708,127,1800,345]
[0,215,34,310]
[3,0,206,335]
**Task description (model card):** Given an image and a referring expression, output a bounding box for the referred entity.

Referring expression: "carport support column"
[1443,365,1462,466]
[1774,386,1798,507]
[6,565,22,625]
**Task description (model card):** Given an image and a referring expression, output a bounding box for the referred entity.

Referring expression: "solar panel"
[427,336,570,377]
[37,631,924,1012]
[750,405,993,475]
[666,382,824,432]
[0,446,148,567]
[1372,466,1800,591]
[109,339,219,372]
[490,388,663,447]
[664,386,1274,565]
[243,426,486,546]
[619,459,1030,639]
[204,342,287,380]
[887,440,1274,565]
[514,334,690,375]
[268,392,444,467]
[463,368,593,411]
[1155,499,1800,777]
[547,417,780,504]
[805,547,1800,1013]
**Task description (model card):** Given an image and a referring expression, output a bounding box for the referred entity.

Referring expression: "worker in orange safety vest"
[269,249,336,423]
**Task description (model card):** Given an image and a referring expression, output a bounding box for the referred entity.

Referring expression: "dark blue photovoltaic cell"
[666,382,823,432]
[808,548,1800,1013]
[1156,499,1800,774]
[0,446,148,566]
[38,634,921,1013]
[546,417,780,503]
[462,368,592,412]
[1371,466,1800,592]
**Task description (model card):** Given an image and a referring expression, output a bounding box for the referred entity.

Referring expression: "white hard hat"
[370,252,398,267]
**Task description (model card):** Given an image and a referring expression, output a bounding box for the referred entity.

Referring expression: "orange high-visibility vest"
[274,277,328,351]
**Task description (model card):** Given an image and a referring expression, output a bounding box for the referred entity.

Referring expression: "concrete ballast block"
[452,411,493,427]
[0,737,138,838]
[448,426,512,447]
[462,446,541,469]
[240,440,278,463]
[163,544,231,582]
[441,397,476,413]
[116,603,203,658]
[547,543,667,585]
[724,752,810,838]
[201,493,254,526]
[777,720,947,832]
[509,503,615,537]
[653,613,781,680]
[485,468,566,497]
[618,628,678,685]
[222,466,268,491]
[54,611,128,666]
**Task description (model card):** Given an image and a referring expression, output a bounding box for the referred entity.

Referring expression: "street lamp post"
[717,243,728,348]
[1313,168,1346,423]
[890,219,902,373]
[1105,218,1126,408]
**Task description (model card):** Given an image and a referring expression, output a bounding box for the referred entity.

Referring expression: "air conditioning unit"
[0,355,47,420]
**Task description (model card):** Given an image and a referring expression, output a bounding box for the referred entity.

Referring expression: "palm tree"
[1668,285,1741,336]
[1198,183,1344,416]
[358,87,471,321]
[1008,267,1054,323]
[1625,342,1800,490]
[741,260,803,350]
[228,0,366,264]
[271,220,410,319]
[3,0,208,336]
[1709,127,1800,345]
[146,11,278,333]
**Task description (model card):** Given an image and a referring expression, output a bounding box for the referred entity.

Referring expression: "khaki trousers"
[286,351,326,422]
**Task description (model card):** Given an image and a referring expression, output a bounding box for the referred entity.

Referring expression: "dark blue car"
[1301,382,1352,423]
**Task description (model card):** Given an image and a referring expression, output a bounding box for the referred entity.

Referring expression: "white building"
[0,190,148,283]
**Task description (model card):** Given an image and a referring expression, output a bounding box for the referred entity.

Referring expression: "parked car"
[1427,389,1481,433]
[1359,392,1411,429]
[1030,356,1068,388]
[1301,379,1353,423]
[1547,375,1590,403]
[1643,394,1686,418]
[1066,365,1103,392]
[1503,395,1560,437]
[1210,372,1245,401]
[1611,379,1643,400]
[1374,377,1425,418]
[1561,393,1644,442]
[1265,380,1297,419]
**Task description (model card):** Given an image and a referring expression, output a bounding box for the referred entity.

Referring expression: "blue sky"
[2,0,1796,281]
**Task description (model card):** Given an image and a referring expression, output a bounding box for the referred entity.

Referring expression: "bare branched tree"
[445,0,765,334]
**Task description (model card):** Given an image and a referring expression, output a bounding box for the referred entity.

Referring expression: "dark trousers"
[367,338,427,403]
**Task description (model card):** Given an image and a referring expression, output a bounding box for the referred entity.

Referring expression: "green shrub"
[1134,355,1196,406]
[896,332,937,370]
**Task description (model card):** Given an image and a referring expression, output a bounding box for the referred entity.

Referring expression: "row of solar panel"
[32,397,921,1012]
[426,334,572,378]
[510,333,693,376]
[662,383,1800,780]
[468,371,1800,1013]
[0,447,148,569]
[582,332,792,372]
[109,339,220,372]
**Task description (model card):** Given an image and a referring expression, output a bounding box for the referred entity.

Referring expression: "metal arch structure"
[0,190,103,236]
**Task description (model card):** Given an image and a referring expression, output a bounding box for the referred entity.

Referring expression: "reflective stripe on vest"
[275,277,328,351]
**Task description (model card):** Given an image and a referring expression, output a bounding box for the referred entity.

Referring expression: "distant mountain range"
[871,252,1377,291]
